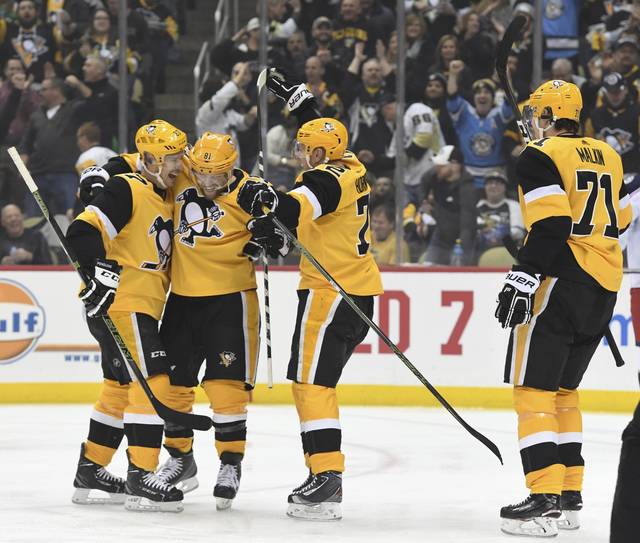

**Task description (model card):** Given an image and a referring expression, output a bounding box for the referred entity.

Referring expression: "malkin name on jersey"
[576,146,605,166]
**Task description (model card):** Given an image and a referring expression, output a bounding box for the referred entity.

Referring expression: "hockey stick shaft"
[256,68,273,388]
[8,147,212,431]
[497,17,625,368]
[268,214,503,463]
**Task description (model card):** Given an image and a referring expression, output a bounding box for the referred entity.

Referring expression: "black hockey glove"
[80,258,122,318]
[266,68,315,113]
[247,216,291,258]
[78,166,110,205]
[237,179,278,217]
[241,238,264,262]
[495,264,541,328]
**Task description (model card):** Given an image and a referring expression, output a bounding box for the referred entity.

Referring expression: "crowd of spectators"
[0,0,182,262]
[199,0,640,267]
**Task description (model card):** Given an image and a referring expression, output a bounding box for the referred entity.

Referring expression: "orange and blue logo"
[0,279,45,364]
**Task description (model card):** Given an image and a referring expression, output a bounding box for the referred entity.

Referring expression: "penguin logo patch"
[219,351,236,368]
[176,187,225,247]
[322,122,335,132]
[141,216,173,270]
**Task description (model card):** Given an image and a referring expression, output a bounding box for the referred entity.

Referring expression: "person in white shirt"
[75,121,117,174]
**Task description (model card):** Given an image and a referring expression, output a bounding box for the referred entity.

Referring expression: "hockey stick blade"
[268,213,503,464]
[7,147,213,432]
[257,68,268,94]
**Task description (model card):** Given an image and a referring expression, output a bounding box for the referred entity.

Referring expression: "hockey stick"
[267,213,503,464]
[7,147,213,431]
[496,19,625,368]
[256,68,274,388]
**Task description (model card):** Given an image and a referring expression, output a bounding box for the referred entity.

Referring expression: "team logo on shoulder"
[141,216,173,271]
[219,351,236,367]
[176,188,225,247]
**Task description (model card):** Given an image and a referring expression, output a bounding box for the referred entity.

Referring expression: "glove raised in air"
[80,258,121,318]
[495,264,541,329]
[79,166,110,205]
[266,68,315,113]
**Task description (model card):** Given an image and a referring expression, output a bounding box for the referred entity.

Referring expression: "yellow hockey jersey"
[517,134,632,292]
[170,169,257,296]
[74,172,174,319]
[287,151,383,295]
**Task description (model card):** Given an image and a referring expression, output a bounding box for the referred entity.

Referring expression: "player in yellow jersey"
[151,132,285,510]
[237,68,383,520]
[494,80,633,537]
[67,120,189,512]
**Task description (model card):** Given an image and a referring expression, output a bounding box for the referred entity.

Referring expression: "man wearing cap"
[447,59,514,188]
[585,72,640,173]
[475,172,524,262]
[421,144,477,265]
[611,35,640,99]
[308,16,341,88]
[423,72,458,146]
[211,17,262,77]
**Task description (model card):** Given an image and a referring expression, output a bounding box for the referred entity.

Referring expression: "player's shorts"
[504,276,617,391]
[160,290,260,389]
[287,288,374,388]
[87,311,170,385]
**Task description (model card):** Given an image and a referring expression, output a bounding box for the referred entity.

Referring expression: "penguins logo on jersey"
[471,132,496,157]
[141,216,173,270]
[219,351,236,367]
[176,187,225,247]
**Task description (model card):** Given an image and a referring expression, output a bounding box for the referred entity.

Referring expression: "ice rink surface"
[0,404,629,542]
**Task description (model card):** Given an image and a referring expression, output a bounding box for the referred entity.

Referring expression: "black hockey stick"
[266,213,503,464]
[8,147,213,430]
[257,68,274,389]
[496,20,625,368]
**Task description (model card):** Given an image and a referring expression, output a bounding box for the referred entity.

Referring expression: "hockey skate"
[72,444,126,505]
[558,490,582,530]
[155,446,199,493]
[213,452,242,510]
[124,457,184,513]
[287,471,342,521]
[500,493,561,537]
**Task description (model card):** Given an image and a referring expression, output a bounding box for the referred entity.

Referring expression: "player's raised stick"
[266,213,503,464]
[7,147,213,431]
[256,68,274,389]
[496,16,625,368]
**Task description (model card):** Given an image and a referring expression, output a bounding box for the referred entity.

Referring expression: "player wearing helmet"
[67,120,189,512]
[494,80,633,537]
[153,132,287,511]
[237,69,383,521]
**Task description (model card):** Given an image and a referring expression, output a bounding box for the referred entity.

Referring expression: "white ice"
[0,404,629,542]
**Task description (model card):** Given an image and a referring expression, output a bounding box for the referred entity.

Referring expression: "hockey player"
[494,80,632,537]
[237,69,383,520]
[153,132,285,510]
[68,120,188,512]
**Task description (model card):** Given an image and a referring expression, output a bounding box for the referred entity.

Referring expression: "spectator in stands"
[135,0,178,94]
[354,92,395,177]
[550,58,585,87]
[44,0,91,45]
[360,0,395,45]
[475,171,524,263]
[0,203,52,265]
[429,34,473,100]
[196,62,257,169]
[585,72,640,174]
[369,175,393,209]
[0,0,57,83]
[75,121,117,175]
[19,77,80,218]
[422,72,457,146]
[610,36,640,98]
[458,11,496,82]
[305,55,343,119]
[447,60,513,188]
[285,30,309,81]
[105,0,150,56]
[370,203,409,265]
[421,145,477,265]
[268,0,300,40]
[265,114,299,189]
[404,13,435,100]
[342,41,394,151]
[307,16,342,86]
[211,17,261,77]
[64,56,118,148]
[332,0,372,71]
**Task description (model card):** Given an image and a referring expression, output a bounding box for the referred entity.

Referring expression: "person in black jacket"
[0,203,52,264]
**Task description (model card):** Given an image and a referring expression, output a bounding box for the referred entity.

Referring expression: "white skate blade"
[216,497,233,511]
[72,488,126,505]
[501,517,558,537]
[124,495,183,513]
[175,476,199,494]
[287,501,342,521]
[557,510,580,530]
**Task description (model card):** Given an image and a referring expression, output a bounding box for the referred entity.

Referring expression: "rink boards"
[0,267,638,411]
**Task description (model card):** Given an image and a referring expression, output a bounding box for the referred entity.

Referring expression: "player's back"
[518,134,631,291]
[292,151,383,296]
